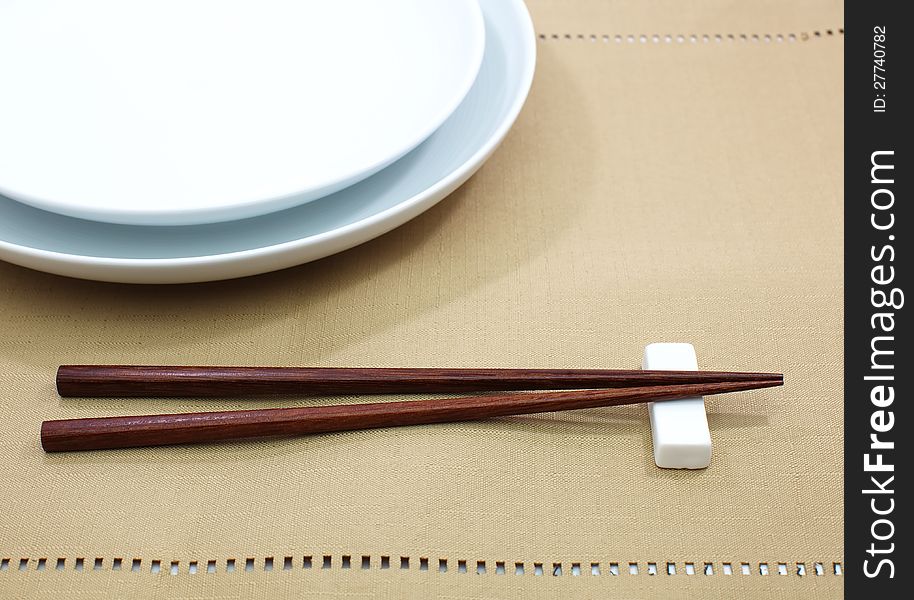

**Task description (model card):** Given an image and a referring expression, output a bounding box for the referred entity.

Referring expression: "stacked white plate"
[0,0,535,283]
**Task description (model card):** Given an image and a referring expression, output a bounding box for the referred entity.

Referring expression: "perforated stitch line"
[0,556,844,578]
[536,28,844,44]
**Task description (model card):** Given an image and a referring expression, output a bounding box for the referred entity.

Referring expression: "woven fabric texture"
[0,0,844,597]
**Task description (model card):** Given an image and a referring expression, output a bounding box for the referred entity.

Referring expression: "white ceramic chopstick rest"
[642,343,712,469]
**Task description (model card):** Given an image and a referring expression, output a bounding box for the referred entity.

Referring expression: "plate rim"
[0,0,536,283]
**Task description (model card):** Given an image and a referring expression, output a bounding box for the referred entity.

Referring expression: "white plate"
[0,0,535,284]
[0,0,485,225]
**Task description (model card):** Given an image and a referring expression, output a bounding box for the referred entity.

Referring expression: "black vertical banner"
[844,1,908,598]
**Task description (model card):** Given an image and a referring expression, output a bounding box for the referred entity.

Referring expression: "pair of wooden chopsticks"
[41,366,783,452]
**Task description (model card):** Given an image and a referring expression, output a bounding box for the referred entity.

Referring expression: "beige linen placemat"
[1,1,843,597]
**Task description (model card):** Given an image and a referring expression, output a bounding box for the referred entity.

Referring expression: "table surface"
[0,1,844,598]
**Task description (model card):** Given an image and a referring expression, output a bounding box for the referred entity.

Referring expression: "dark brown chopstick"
[56,365,784,398]
[41,379,781,452]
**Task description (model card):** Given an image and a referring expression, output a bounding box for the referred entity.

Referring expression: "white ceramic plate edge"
[0,0,535,284]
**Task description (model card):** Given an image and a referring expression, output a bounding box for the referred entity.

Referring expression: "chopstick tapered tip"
[766,373,784,387]
[745,372,783,387]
